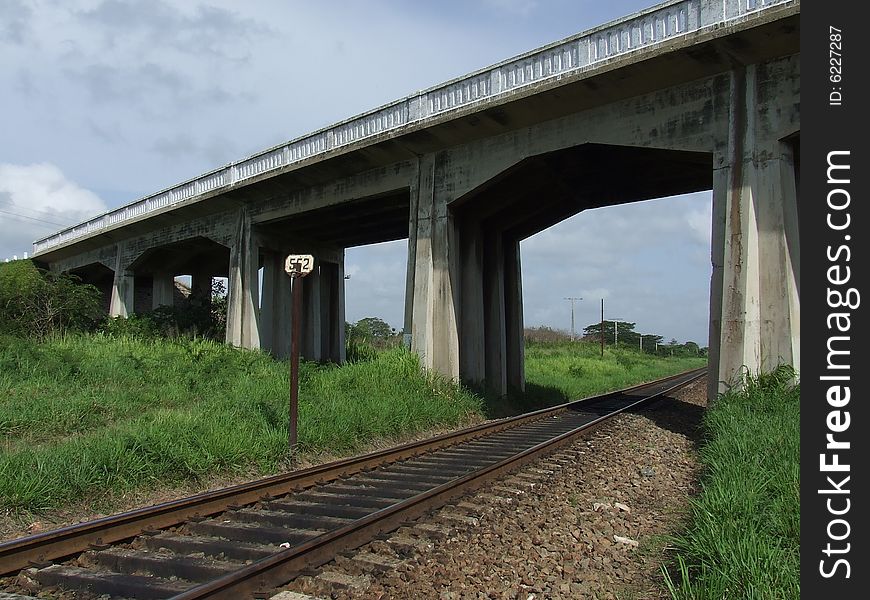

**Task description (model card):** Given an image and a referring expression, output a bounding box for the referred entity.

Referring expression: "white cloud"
[0,163,107,258]
[345,240,408,330]
[686,203,713,246]
[0,0,712,343]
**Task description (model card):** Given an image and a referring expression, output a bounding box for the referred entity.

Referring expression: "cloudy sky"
[0,0,713,345]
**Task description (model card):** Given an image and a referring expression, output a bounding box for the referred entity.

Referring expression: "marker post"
[284,254,315,451]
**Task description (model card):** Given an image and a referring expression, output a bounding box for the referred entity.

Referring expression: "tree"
[0,260,102,338]
[346,317,399,350]
[353,317,395,341]
[582,320,638,347]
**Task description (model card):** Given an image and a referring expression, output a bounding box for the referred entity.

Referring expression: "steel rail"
[0,367,704,579]
[172,367,705,599]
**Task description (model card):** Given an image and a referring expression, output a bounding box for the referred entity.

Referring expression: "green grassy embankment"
[0,333,705,517]
[663,367,800,599]
[0,333,481,513]
[518,340,706,413]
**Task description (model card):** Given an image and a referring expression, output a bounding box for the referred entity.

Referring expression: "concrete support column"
[319,259,346,363]
[152,273,175,309]
[479,232,525,397]
[190,271,212,307]
[260,253,293,358]
[226,208,261,349]
[458,220,485,386]
[109,246,133,318]
[301,265,322,360]
[709,65,800,399]
[504,238,525,393]
[410,154,460,381]
[403,167,421,350]
[483,232,508,395]
[300,257,346,363]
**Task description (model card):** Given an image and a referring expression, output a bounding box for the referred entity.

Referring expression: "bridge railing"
[32,0,792,256]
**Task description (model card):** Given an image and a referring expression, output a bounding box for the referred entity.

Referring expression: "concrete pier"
[31,0,799,400]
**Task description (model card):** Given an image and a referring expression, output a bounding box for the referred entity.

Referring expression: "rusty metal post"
[289,273,302,451]
[284,254,314,453]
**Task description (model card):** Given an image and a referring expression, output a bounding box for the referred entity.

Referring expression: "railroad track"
[0,367,705,599]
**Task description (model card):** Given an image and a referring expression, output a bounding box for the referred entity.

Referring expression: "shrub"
[0,260,102,338]
[524,326,571,344]
[100,314,160,338]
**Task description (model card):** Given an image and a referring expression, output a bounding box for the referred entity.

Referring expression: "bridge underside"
[450,144,713,395]
[43,40,800,401]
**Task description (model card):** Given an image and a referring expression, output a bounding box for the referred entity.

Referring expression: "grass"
[517,340,706,414]
[662,366,800,599]
[0,333,705,517]
[0,333,481,512]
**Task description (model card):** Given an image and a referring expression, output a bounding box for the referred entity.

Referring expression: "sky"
[0,0,713,345]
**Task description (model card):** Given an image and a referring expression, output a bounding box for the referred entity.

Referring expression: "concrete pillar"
[226,208,261,349]
[109,246,133,318]
[478,232,525,397]
[152,273,175,309]
[300,257,346,363]
[459,219,486,386]
[190,271,212,307]
[403,168,420,350]
[709,65,800,398]
[319,260,346,363]
[410,154,460,381]
[504,238,525,393]
[756,140,800,373]
[260,253,292,358]
[301,265,322,360]
[483,231,507,395]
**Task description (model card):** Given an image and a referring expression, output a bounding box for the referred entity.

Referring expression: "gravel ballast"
[281,378,707,600]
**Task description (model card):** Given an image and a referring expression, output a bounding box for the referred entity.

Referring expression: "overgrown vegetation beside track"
[0,333,706,518]
[517,340,706,414]
[663,366,800,599]
[0,334,481,513]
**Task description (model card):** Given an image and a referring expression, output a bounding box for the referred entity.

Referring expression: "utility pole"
[607,318,625,347]
[564,297,582,341]
[639,333,643,352]
[600,299,605,357]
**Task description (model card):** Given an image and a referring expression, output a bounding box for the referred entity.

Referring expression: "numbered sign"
[285,254,315,277]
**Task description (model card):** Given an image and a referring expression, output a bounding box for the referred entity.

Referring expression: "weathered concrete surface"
[708,62,800,396]
[35,3,799,399]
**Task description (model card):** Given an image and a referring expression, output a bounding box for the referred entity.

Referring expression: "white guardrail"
[33,0,791,255]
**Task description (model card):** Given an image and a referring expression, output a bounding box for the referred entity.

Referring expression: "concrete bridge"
[32,0,800,400]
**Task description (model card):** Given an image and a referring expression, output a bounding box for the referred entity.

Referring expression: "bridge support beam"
[300,258,345,363]
[226,208,261,349]
[190,271,212,307]
[109,246,134,318]
[409,156,525,396]
[152,273,175,309]
[260,252,293,359]
[460,227,525,397]
[504,239,525,393]
[410,156,461,382]
[708,66,800,398]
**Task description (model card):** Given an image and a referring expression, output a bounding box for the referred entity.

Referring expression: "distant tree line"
[524,322,705,357]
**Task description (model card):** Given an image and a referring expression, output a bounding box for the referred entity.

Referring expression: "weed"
[661,369,799,599]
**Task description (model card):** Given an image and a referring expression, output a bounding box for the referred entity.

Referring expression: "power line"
[0,209,68,228]
[0,197,74,222]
